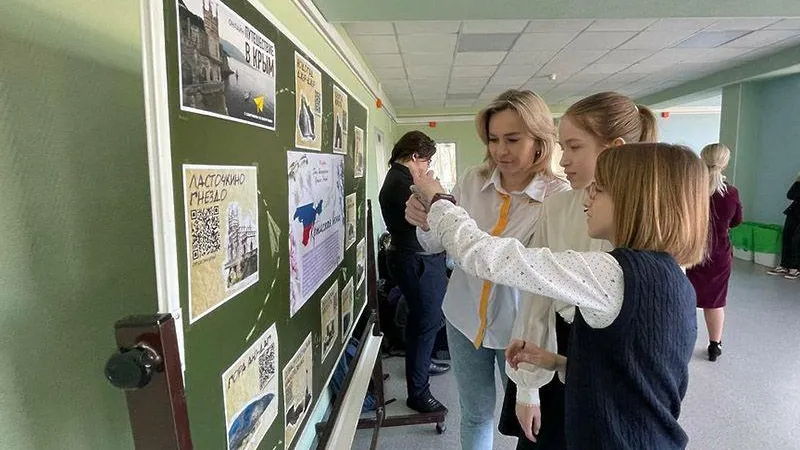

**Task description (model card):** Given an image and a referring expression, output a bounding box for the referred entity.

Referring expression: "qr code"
[314,92,322,115]
[190,206,221,261]
[259,344,276,390]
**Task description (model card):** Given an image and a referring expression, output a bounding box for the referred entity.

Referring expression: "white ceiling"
[343,18,800,110]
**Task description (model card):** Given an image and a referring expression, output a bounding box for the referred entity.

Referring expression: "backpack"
[329,336,377,413]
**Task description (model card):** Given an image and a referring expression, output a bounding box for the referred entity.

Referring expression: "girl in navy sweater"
[407,143,709,449]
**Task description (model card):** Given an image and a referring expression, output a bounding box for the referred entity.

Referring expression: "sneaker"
[708,341,722,362]
[784,269,800,280]
[767,266,788,275]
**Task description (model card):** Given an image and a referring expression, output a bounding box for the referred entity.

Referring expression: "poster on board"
[183,165,259,322]
[221,324,279,450]
[345,193,356,250]
[320,281,339,363]
[341,278,354,344]
[332,85,348,155]
[287,152,345,316]
[177,0,276,130]
[353,126,365,178]
[295,52,323,151]
[356,237,366,289]
[282,333,313,450]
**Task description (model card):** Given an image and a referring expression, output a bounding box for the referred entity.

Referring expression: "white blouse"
[506,190,614,405]
[426,198,626,348]
[417,166,570,349]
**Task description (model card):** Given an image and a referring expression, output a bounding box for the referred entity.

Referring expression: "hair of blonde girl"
[563,92,658,145]
[700,143,731,196]
[595,143,710,267]
[475,89,557,179]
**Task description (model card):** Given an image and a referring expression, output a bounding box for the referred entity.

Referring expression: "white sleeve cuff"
[515,386,541,406]
[557,366,567,384]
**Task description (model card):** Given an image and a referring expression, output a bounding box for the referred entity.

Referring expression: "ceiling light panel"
[458,33,520,52]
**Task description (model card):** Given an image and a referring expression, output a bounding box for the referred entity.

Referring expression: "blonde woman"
[687,143,742,361]
[410,90,569,449]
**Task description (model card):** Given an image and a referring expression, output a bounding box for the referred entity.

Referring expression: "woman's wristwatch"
[431,192,456,205]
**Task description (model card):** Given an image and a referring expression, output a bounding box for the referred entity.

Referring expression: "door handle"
[105,342,163,390]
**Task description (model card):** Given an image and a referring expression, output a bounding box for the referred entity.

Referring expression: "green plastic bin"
[753,224,782,254]
[730,222,756,251]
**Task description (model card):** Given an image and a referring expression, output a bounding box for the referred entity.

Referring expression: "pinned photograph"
[332,85,348,155]
[341,278,354,343]
[345,193,356,250]
[320,281,339,363]
[222,324,279,450]
[353,126,365,178]
[356,237,366,289]
[282,334,313,449]
[287,152,345,316]
[177,0,276,129]
[183,165,259,322]
[295,52,323,150]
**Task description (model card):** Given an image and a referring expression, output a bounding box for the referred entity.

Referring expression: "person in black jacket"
[378,131,451,414]
[767,173,800,279]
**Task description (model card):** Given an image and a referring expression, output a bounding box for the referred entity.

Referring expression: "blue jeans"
[388,250,448,398]
[446,320,508,450]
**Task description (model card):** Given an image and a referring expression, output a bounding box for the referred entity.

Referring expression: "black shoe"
[407,393,448,414]
[708,341,722,361]
[429,361,451,376]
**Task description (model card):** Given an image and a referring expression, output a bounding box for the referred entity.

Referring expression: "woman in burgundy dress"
[687,143,743,361]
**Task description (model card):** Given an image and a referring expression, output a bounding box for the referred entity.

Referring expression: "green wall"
[657,114,721,154]
[0,9,157,450]
[720,75,800,225]
[721,74,800,225]
[721,82,765,220]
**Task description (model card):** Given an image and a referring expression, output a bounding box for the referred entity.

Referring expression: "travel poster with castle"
[177,0,276,130]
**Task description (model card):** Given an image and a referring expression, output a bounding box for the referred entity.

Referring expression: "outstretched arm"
[426,200,624,326]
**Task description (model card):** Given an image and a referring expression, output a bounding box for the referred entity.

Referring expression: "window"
[432,142,458,193]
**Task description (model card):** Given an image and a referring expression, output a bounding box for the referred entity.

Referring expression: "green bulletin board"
[160,0,369,448]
